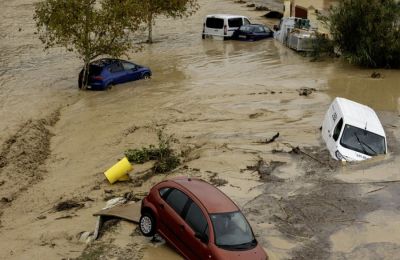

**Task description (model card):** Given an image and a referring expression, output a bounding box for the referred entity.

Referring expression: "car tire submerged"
[139,212,156,237]
[142,73,151,80]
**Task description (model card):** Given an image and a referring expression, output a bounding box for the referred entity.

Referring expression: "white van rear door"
[205,17,224,36]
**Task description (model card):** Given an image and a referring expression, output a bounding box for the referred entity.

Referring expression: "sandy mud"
[0,0,400,259]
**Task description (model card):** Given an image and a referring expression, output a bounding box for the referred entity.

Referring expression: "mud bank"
[0,0,400,259]
[0,110,60,226]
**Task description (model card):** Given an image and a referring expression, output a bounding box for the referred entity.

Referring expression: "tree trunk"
[81,59,90,90]
[147,12,153,44]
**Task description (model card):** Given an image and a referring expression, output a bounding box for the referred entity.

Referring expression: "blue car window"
[122,62,136,71]
[109,62,124,73]
[254,26,265,33]
[240,26,252,32]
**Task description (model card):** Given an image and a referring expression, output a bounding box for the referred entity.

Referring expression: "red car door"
[158,188,197,259]
[181,200,212,260]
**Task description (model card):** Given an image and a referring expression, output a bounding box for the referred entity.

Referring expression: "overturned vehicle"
[322,97,387,161]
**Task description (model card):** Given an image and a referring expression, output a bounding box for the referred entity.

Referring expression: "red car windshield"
[210,211,256,250]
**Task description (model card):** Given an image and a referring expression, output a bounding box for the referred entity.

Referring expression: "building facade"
[284,0,337,32]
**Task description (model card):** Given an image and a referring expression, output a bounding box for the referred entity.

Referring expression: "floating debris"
[54,200,84,212]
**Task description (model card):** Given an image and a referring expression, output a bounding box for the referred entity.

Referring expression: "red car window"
[165,189,189,215]
[184,202,208,235]
[159,187,171,198]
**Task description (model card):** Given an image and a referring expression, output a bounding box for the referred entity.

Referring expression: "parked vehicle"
[202,14,251,40]
[232,24,273,41]
[322,97,387,161]
[273,17,317,51]
[139,177,268,260]
[78,58,151,90]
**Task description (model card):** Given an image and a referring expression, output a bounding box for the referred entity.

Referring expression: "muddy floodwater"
[1,0,400,259]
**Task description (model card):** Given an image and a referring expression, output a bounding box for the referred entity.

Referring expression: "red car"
[139,177,268,260]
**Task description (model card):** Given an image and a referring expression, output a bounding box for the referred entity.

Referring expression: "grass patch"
[125,128,180,173]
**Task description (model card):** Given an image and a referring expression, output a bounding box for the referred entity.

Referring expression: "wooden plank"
[93,202,141,223]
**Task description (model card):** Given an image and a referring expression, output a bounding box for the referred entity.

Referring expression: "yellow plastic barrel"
[104,157,133,184]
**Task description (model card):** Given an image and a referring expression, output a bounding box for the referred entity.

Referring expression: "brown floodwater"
[1,0,400,259]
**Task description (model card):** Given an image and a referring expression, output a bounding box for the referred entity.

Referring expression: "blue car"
[78,58,152,90]
[232,24,273,41]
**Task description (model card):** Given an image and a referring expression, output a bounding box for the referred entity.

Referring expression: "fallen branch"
[366,186,387,194]
[255,132,279,144]
[283,142,333,169]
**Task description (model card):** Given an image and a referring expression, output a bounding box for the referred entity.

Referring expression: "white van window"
[228,18,243,28]
[244,18,250,25]
[332,118,343,141]
[206,18,224,29]
[340,124,386,156]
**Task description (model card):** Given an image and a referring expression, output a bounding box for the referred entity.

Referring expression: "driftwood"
[283,143,334,170]
[255,132,280,144]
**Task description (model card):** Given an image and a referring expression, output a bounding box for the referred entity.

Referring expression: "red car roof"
[169,177,239,214]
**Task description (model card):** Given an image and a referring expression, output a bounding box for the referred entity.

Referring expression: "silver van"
[202,14,251,40]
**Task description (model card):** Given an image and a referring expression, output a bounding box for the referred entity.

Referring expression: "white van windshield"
[340,124,386,156]
[206,18,224,29]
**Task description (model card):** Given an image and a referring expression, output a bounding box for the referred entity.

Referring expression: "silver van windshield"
[340,124,386,156]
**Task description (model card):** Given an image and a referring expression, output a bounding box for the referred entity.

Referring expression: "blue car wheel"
[142,73,151,80]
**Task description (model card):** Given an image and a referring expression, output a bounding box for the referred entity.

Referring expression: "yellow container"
[104,157,133,184]
[117,174,131,181]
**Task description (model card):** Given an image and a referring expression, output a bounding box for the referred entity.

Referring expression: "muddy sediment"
[1,0,400,259]
[0,110,60,221]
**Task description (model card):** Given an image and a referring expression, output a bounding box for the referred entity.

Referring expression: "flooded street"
[0,0,400,259]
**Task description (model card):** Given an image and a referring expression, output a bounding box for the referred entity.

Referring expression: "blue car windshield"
[210,211,256,250]
[340,124,386,156]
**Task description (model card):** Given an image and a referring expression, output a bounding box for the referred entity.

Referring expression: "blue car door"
[108,62,127,84]
[122,62,141,81]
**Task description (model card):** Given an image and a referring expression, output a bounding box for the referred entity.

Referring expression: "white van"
[322,97,387,161]
[202,14,251,40]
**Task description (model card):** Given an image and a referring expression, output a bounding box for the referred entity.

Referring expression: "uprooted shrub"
[125,128,180,173]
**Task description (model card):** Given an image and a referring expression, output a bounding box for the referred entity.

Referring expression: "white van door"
[204,17,225,37]
[226,17,250,37]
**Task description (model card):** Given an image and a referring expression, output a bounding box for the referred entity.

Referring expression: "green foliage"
[123,0,199,43]
[125,128,180,173]
[326,0,400,68]
[124,145,159,164]
[310,33,335,61]
[34,0,144,88]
